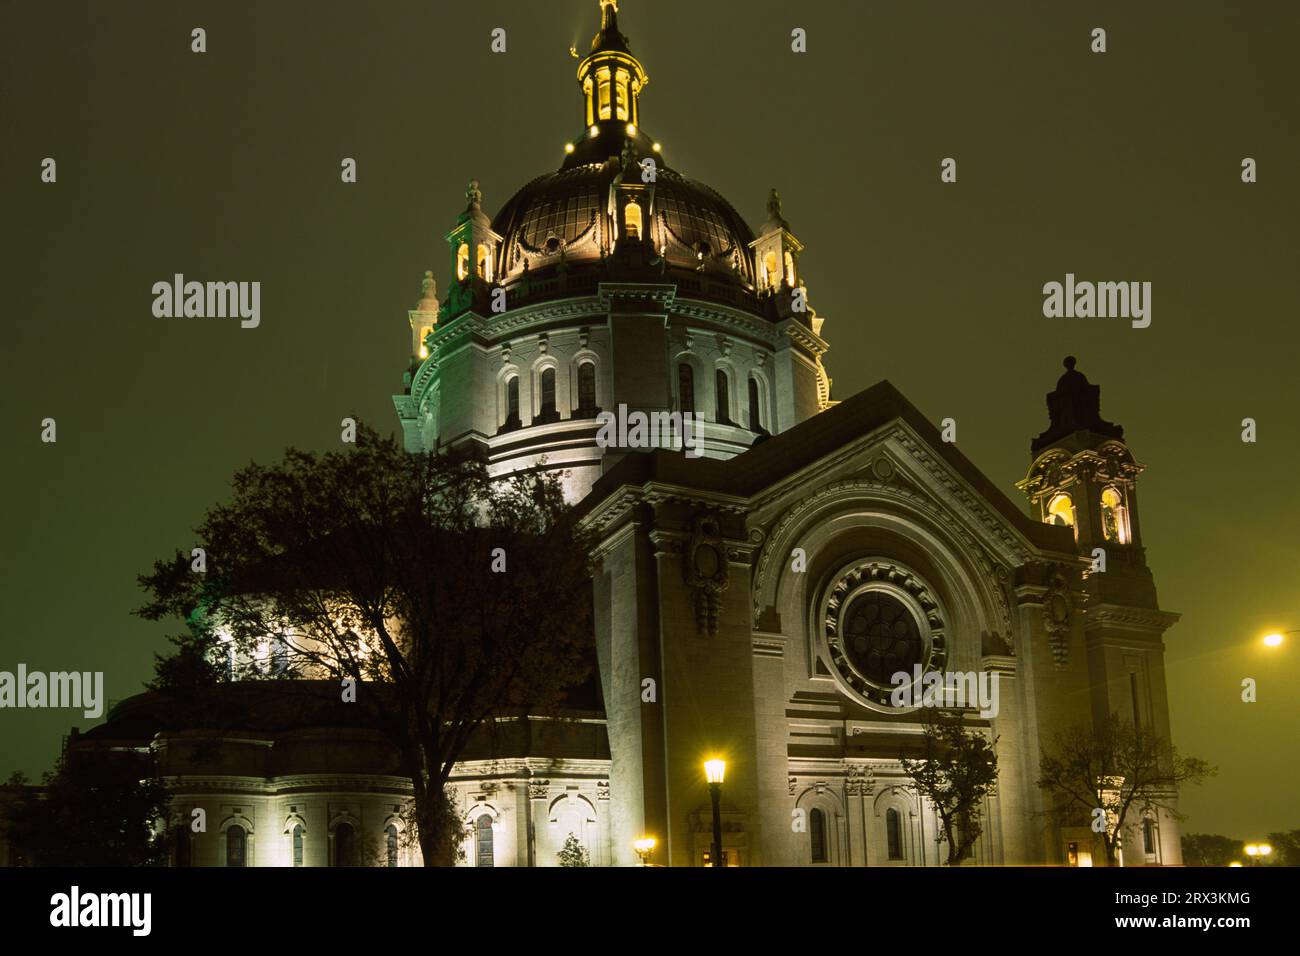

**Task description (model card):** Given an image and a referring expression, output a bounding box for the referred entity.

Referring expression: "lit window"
[226,825,246,868]
[476,242,491,281]
[615,70,629,120]
[1047,493,1075,529]
[784,250,796,287]
[475,815,494,867]
[456,243,469,281]
[583,77,594,126]
[764,251,779,291]
[624,200,642,239]
[418,326,432,360]
[597,68,611,119]
[886,808,903,860]
[1100,486,1129,543]
[810,807,827,863]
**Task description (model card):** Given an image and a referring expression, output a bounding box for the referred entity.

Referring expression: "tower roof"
[1031,356,1125,454]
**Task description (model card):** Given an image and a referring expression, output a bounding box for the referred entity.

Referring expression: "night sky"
[3,0,1297,840]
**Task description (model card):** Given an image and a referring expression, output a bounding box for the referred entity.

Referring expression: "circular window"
[840,590,924,685]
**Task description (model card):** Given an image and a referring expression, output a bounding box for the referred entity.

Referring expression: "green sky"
[2,0,1297,840]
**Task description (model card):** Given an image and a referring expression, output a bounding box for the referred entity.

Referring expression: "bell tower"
[1018,356,1184,865]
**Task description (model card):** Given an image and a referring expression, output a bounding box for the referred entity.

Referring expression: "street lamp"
[1245,843,1273,866]
[1262,631,1293,648]
[633,836,656,866]
[704,758,726,868]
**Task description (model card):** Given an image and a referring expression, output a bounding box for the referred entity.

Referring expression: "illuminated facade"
[66,1,1183,868]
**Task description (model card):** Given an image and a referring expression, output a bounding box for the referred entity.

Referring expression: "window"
[476,242,491,281]
[748,375,763,432]
[784,250,796,287]
[886,808,903,860]
[764,251,779,290]
[715,369,731,424]
[1047,493,1075,529]
[386,825,399,868]
[577,362,598,416]
[597,68,611,119]
[1143,817,1156,855]
[678,363,695,414]
[456,242,469,281]
[809,807,827,863]
[292,824,303,867]
[475,815,494,868]
[334,822,356,868]
[502,375,521,432]
[1101,486,1129,544]
[537,366,559,423]
[173,826,191,868]
[624,200,642,239]
[615,70,629,120]
[583,78,594,126]
[226,825,246,868]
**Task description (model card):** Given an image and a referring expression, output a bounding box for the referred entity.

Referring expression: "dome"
[491,158,759,288]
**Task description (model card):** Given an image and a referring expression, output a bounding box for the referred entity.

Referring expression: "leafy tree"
[1038,712,1215,866]
[1265,829,1300,867]
[137,424,594,866]
[900,711,999,865]
[557,832,590,867]
[2,754,170,866]
[1180,832,1241,867]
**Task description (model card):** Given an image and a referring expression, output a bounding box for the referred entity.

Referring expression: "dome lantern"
[574,1,649,155]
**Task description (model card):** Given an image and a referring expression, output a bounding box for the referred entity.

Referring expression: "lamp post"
[633,837,656,866]
[1244,843,1273,867]
[1262,629,1296,648]
[704,758,726,868]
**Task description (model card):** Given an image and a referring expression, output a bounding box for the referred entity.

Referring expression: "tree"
[137,424,594,866]
[2,754,171,866]
[900,711,999,865]
[557,832,590,867]
[1265,829,1300,867]
[1037,712,1215,866]
[1180,832,1241,867]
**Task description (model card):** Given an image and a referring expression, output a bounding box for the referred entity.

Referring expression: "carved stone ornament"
[528,779,550,800]
[845,764,875,797]
[684,513,730,637]
[1042,570,1072,669]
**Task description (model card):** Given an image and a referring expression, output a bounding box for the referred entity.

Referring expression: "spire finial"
[466,179,483,209]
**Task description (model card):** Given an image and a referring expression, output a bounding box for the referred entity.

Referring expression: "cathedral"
[66,0,1183,867]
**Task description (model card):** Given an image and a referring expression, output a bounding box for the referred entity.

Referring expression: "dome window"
[1101,486,1130,544]
[1047,493,1076,533]
[624,200,642,239]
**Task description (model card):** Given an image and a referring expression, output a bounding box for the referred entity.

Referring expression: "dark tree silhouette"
[900,711,999,865]
[137,423,593,866]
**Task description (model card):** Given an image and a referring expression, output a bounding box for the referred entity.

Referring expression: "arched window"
[1047,493,1075,530]
[292,824,303,867]
[476,242,491,281]
[748,375,763,432]
[715,369,731,425]
[809,808,828,863]
[475,815,494,868]
[1142,817,1156,855]
[1100,486,1129,544]
[596,68,611,119]
[386,825,399,868]
[577,362,598,416]
[624,200,642,239]
[334,822,356,868]
[226,825,246,868]
[784,250,796,287]
[678,364,695,414]
[537,366,559,423]
[886,808,903,860]
[173,826,191,868]
[456,243,469,281]
[615,70,630,121]
[764,251,779,290]
[502,374,521,432]
[583,77,594,126]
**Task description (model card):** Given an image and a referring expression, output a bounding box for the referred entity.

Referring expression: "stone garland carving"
[684,513,730,637]
[527,779,550,800]
[1042,569,1072,669]
[844,764,875,797]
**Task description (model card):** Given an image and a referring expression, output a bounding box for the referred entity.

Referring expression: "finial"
[421,270,436,296]
[1063,355,1077,371]
[466,179,483,209]
[768,188,782,219]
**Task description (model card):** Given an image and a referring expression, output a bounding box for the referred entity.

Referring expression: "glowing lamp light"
[626,123,637,136]
[633,836,656,865]
[564,143,575,154]
[704,759,726,784]
[1263,633,1284,647]
[589,124,599,137]
[1259,844,1273,857]
[1229,862,1243,868]
[652,142,661,152]
[1245,844,1258,856]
